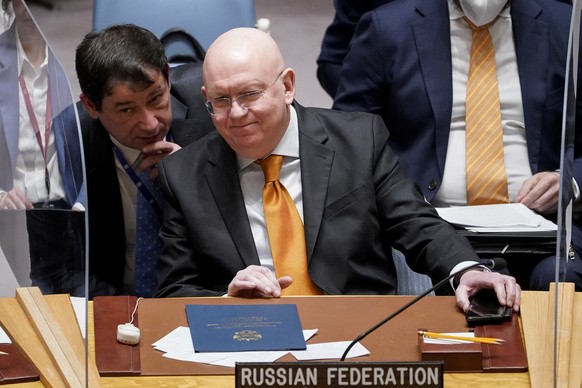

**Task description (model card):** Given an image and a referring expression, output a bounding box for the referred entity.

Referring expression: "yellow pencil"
[418,330,505,345]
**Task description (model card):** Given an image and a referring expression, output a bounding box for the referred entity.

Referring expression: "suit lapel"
[412,0,453,172]
[205,137,260,266]
[511,0,547,173]
[48,52,84,205]
[295,105,334,261]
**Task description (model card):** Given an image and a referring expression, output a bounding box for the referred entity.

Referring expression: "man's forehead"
[102,82,167,109]
[105,75,167,100]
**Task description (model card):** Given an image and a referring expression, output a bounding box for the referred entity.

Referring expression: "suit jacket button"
[428,181,438,191]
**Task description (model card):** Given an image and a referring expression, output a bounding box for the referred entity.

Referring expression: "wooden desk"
[7,292,562,387]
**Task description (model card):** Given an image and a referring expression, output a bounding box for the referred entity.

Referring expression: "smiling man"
[155,27,520,314]
[75,24,214,297]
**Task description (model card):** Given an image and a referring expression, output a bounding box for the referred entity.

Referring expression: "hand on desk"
[516,171,560,215]
[227,265,292,298]
[455,270,521,313]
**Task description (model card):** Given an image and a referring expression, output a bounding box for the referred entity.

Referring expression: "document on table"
[436,203,557,232]
[153,326,369,368]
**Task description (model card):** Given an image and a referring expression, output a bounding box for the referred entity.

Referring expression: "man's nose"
[137,109,159,131]
[228,99,248,117]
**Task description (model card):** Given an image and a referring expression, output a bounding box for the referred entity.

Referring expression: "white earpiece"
[117,323,140,345]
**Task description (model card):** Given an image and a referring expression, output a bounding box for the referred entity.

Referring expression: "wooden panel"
[0,296,66,387]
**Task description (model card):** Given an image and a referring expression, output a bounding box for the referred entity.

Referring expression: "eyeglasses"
[205,70,285,115]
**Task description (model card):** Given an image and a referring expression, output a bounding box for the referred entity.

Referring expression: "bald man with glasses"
[155,28,520,314]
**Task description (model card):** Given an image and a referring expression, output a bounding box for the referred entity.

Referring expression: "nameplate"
[235,361,444,388]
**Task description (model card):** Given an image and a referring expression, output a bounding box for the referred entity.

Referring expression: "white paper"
[291,341,369,360]
[70,296,87,339]
[0,327,11,344]
[436,203,557,231]
[153,326,369,367]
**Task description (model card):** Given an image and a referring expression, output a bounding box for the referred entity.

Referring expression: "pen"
[418,330,505,345]
[131,152,145,170]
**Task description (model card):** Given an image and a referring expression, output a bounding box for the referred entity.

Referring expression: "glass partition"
[552,1,580,386]
[0,0,88,385]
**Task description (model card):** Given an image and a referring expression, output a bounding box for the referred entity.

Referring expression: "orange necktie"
[465,18,509,205]
[256,155,322,295]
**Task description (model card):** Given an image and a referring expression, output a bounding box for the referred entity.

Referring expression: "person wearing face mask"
[333,0,582,290]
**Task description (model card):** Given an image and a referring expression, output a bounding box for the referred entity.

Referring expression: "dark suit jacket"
[316,0,393,96]
[333,0,581,202]
[81,62,214,297]
[155,102,480,298]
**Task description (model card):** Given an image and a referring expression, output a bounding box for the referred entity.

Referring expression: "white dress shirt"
[433,1,532,207]
[110,137,141,293]
[13,29,66,205]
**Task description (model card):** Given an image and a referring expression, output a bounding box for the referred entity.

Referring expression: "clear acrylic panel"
[551,0,579,386]
[0,0,88,385]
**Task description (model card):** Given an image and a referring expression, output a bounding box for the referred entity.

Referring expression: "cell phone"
[466,289,513,325]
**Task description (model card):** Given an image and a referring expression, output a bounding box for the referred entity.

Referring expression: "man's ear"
[79,94,100,120]
[281,68,296,105]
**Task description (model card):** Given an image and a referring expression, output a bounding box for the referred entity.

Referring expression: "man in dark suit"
[155,27,520,313]
[332,0,582,289]
[75,24,214,297]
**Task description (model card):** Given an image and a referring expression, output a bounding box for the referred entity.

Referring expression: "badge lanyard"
[112,145,162,218]
[19,72,52,204]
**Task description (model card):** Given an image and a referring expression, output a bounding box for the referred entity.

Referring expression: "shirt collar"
[237,105,300,171]
[110,136,142,166]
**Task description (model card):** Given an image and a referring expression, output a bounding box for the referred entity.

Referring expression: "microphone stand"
[339,261,485,361]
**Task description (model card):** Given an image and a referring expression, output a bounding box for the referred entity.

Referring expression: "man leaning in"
[75,24,214,297]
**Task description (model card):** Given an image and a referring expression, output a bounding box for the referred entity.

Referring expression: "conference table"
[7,289,582,387]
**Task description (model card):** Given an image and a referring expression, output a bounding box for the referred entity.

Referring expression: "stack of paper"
[152,327,369,368]
[436,203,557,233]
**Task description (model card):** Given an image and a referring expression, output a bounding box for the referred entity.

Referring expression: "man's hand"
[455,270,521,313]
[515,171,560,215]
[0,187,33,210]
[227,265,293,298]
[135,140,181,180]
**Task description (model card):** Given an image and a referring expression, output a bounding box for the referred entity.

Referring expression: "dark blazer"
[0,23,84,205]
[333,0,581,202]
[155,102,480,298]
[316,0,393,97]
[81,62,214,296]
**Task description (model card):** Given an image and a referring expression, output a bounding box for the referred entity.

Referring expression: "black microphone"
[339,257,506,361]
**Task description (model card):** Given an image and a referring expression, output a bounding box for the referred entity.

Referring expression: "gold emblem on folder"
[233,330,262,342]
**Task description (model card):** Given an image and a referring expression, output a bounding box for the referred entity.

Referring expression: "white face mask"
[459,0,508,27]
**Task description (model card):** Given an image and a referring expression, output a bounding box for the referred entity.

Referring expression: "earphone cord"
[128,297,143,325]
